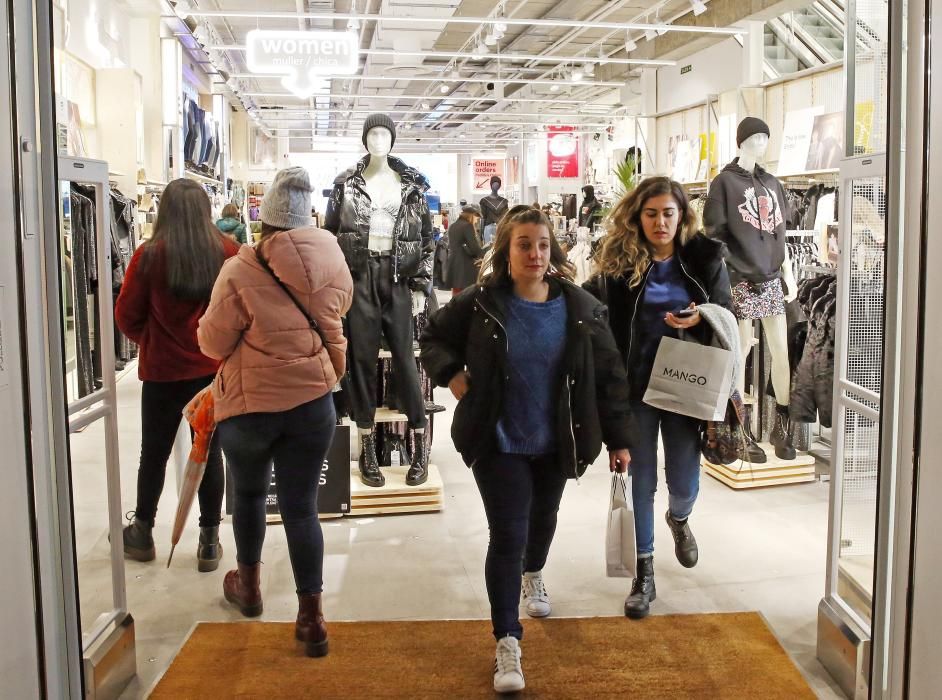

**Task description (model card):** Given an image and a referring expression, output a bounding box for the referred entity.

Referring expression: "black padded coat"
[325,156,434,293]
[444,218,485,290]
[420,278,636,477]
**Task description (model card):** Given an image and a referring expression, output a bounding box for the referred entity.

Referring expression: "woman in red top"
[115,178,240,572]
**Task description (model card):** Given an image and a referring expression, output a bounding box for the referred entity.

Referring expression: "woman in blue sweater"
[421,206,635,694]
[585,177,732,620]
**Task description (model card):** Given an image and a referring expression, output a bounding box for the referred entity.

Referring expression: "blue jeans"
[629,401,702,555]
[483,223,497,245]
[472,453,568,640]
[217,394,336,595]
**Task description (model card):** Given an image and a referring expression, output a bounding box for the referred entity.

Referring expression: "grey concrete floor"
[69,367,845,699]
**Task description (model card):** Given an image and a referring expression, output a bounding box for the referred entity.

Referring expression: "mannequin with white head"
[702,116,800,461]
[324,112,435,488]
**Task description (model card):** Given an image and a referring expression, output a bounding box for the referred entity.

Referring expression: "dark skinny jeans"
[136,376,224,528]
[217,394,336,595]
[472,453,568,640]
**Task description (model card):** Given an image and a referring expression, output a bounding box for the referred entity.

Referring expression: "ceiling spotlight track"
[228,73,625,88]
[183,10,741,36]
[242,92,591,106]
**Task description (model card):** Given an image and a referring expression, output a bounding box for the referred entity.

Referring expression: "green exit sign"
[680,64,692,75]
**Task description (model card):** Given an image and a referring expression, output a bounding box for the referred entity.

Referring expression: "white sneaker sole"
[494,674,526,693]
[525,603,551,618]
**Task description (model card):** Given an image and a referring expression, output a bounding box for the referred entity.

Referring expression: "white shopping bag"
[642,336,734,421]
[606,473,636,578]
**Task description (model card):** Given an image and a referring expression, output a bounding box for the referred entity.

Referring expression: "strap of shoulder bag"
[255,249,329,347]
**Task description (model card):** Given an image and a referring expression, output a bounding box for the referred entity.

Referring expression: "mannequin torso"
[362,155,402,253]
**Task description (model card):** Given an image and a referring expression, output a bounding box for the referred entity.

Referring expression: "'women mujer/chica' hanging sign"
[246,29,359,97]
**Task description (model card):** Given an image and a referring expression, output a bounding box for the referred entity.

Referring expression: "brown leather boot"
[295,592,328,658]
[223,562,263,617]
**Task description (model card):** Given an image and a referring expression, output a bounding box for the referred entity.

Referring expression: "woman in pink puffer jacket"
[198,167,353,659]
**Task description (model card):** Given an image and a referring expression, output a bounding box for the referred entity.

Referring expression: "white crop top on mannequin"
[368,195,401,252]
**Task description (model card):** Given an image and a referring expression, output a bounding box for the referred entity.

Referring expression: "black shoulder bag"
[255,249,330,348]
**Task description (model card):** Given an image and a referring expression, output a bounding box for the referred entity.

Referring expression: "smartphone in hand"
[673,307,698,318]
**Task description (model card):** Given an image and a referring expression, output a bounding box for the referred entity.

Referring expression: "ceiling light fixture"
[449,68,461,80]
[439,84,450,94]
[571,66,585,81]
[583,62,595,77]
[644,27,657,41]
[172,0,192,19]
[550,83,560,92]
[625,32,638,52]
[690,0,708,16]
[483,29,498,46]
[347,18,360,30]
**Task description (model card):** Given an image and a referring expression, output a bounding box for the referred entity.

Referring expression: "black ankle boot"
[624,556,656,620]
[738,403,767,463]
[197,526,223,572]
[358,431,385,487]
[406,433,429,486]
[123,515,155,562]
[770,404,797,460]
[665,511,698,568]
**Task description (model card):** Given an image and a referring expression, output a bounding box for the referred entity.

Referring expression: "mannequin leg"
[736,319,756,394]
[760,314,797,459]
[759,314,790,404]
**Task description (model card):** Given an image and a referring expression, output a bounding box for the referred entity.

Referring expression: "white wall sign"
[778,106,825,175]
[246,30,359,98]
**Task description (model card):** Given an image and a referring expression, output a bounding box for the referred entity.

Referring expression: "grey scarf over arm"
[696,303,742,399]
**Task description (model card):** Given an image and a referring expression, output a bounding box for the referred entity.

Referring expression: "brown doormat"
[152,613,813,698]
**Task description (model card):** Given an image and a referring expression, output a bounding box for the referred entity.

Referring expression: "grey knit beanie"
[260,167,313,229]
[362,113,396,148]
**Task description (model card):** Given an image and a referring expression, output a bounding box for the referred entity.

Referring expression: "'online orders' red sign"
[547,126,579,178]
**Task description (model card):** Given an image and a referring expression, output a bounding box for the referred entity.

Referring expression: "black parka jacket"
[325,156,434,292]
[583,234,733,400]
[420,279,636,477]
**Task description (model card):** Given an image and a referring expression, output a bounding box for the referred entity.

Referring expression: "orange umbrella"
[167,386,217,568]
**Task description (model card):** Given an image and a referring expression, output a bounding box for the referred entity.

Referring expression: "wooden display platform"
[703,443,816,489]
[349,463,444,516]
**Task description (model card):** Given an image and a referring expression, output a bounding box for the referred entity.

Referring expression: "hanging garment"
[69,188,97,397]
[567,237,594,286]
[789,275,837,426]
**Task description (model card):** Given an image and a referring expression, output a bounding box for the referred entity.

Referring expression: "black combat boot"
[123,514,155,562]
[358,430,385,487]
[197,526,223,572]
[739,402,767,463]
[665,511,698,568]
[624,556,656,620]
[406,433,429,486]
[770,404,797,460]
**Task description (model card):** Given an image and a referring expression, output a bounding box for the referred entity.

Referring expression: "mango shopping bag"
[606,473,636,578]
[642,336,734,421]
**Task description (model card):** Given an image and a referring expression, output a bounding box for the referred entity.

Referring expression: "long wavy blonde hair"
[594,176,699,287]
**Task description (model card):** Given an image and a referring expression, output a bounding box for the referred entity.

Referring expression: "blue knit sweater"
[496,291,568,455]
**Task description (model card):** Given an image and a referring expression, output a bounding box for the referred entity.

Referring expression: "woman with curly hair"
[585,176,732,620]
[421,205,635,693]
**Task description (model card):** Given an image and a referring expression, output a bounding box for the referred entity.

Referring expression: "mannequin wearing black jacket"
[325,115,433,488]
[578,185,603,229]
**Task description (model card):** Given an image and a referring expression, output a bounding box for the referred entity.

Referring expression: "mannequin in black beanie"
[703,116,798,462]
[325,113,433,487]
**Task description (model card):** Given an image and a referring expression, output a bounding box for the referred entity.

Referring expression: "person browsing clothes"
[585,176,732,620]
[421,205,635,694]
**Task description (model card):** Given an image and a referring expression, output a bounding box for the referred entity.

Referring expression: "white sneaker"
[521,571,551,618]
[493,636,525,694]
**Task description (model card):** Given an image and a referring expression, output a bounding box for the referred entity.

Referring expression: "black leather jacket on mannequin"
[325,155,434,293]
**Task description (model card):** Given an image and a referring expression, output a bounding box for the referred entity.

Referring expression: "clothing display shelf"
[57,156,134,683]
[184,169,222,188]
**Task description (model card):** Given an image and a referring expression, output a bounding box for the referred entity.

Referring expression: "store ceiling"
[171,0,741,152]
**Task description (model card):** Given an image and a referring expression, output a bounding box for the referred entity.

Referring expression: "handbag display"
[605,473,637,578]
[700,390,749,465]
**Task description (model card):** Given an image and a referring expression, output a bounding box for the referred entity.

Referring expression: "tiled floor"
[69,369,845,699]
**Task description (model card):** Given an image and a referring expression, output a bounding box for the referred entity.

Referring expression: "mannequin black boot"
[406,433,429,486]
[358,431,385,487]
[738,403,767,464]
[197,526,223,573]
[770,404,797,460]
[624,556,656,620]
